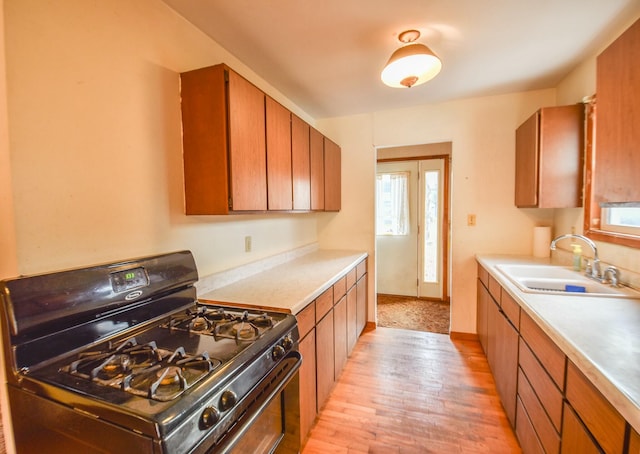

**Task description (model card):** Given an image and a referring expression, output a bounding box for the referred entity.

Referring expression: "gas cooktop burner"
[165,307,275,343]
[63,337,221,401]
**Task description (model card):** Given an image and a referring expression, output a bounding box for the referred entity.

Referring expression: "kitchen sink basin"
[495,264,640,298]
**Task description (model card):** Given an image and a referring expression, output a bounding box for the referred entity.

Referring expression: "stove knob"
[201,406,220,428]
[281,335,294,351]
[219,390,237,411]
[272,344,286,361]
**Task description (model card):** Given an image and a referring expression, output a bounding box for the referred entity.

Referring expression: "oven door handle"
[213,350,302,454]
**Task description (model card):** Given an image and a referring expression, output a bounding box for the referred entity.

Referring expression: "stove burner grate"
[63,338,221,401]
[164,307,275,344]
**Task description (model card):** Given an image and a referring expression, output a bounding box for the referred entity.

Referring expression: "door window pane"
[376,172,409,235]
[423,170,439,283]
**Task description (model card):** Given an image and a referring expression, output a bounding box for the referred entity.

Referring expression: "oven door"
[202,351,302,454]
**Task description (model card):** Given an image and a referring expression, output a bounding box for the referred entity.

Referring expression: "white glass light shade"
[381,43,442,88]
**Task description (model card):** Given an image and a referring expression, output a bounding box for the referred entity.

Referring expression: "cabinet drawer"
[630,427,640,454]
[315,288,334,322]
[488,274,501,301]
[520,311,566,389]
[478,263,489,288]
[518,338,563,431]
[296,302,315,339]
[566,361,625,454]
[518,368,560,454]
[516,396,545,454]
[346,268,357,290]
[561,402,601,454]
[333,276,347,303]
[500,288,520,329]
[356,259,367,280]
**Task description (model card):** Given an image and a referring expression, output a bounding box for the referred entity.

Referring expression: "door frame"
[376,153,450,302]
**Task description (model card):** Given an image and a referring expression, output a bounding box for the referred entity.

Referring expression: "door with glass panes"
[376,158,444,299]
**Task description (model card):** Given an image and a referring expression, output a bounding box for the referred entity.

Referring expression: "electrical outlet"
[467,214,476,226]
[244,236,252,252]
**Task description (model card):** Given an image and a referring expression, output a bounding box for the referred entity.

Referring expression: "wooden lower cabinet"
[492,305,519,426]
[478,268,518,427]
[315,309,334,409]
[477,277,490,354]
[298,328,316,446]
[346,285,358,355]
[356,272,367,335]
[334,296,348,380]
[630,428,640,454]
[561,403,601,454]
[296,257,368,445]
[516,396,545,454]
[565,361,626,454]
[477,262,640,454]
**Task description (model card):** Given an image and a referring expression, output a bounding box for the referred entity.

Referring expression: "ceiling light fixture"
[381,29,442,88]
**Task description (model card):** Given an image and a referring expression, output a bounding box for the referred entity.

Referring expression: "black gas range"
[0,251,301,454]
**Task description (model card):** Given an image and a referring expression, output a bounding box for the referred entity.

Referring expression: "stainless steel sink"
[495,264,640,298]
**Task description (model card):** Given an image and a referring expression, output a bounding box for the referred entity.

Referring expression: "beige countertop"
[199,249,367,315]
[476,254,640,434]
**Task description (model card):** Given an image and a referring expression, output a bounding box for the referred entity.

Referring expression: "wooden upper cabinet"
[514,105,584,208]
[595,17,640,205]
[266,97,293,210]
[180,64,267,214]
[291,114,311,210]
[181,63,341,214]
[310,127,325,210]
[228,69,267,211]
[324,137,341,211]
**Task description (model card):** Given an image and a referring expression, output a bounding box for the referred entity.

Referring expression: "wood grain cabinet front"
[265,96,293,210]
[477,260,640,454]
[181,64,267,214]
[565,361,626,454]
[295,258,367,446]
[515,105,584,208]
[180,63,341,214]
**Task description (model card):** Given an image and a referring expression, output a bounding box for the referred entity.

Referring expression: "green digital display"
[125,271,136,280]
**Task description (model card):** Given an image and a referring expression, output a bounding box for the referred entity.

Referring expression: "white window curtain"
[376,171,410,235]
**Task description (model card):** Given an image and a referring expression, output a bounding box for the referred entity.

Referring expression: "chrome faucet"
[549,234,601,279]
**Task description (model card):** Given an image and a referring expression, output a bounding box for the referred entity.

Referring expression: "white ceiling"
[161,0,640,119]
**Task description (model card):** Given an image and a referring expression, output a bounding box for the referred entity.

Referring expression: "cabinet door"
[356,273,367,336]
[309,127,324,210]
[299,330,317,444]
[346,286,357,355]
[227,69,267,211]
[516,397,545,454]
[477,279,490,355]
[595,18,640,204]
[315,310,334,410]
[515,111,539,207]
[493,310,519,427]
[265,97,292,210]
[180,65,229,215]
[630,427,640,454]
[323,137,341,211]
[515,106,583,208]
[291,114,311,210]
[565,361,625,454]
[561,403,601,454]
[334,296,348,380]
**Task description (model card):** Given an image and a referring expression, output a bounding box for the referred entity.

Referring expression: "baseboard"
[449,331,479,341]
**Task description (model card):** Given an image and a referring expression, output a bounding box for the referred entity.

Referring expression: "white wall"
[318,90,558,333]
[3,0,320,278]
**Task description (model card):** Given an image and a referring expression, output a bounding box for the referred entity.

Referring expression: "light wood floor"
[302,327,521,453]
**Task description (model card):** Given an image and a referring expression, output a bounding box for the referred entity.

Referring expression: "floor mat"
[376,294,450,334]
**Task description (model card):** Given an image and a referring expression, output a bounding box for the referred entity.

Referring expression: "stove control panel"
[110,267,149,293]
